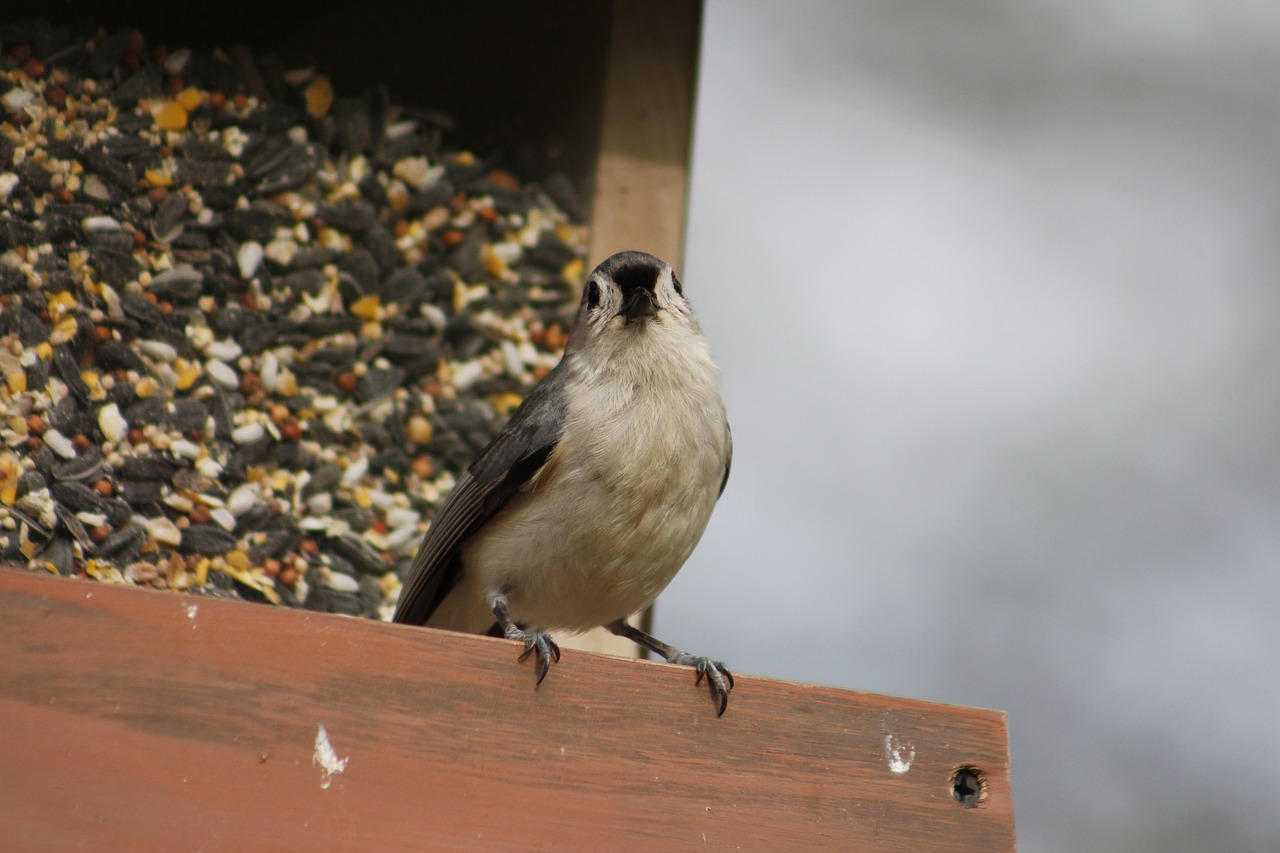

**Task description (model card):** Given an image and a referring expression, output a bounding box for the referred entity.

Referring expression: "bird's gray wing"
[719,420,732,497]
[391,364,571,626]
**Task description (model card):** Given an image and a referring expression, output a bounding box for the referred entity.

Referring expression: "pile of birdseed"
[0,22,586,618]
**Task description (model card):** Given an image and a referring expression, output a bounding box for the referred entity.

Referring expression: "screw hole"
[951,764,986,808]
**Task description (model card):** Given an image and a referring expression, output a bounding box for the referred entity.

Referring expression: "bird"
[393,250,735,714]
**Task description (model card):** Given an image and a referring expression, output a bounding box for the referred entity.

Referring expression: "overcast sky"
[663,2,1280,851]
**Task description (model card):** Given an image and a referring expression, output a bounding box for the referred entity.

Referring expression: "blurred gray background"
[664,2,1280,851]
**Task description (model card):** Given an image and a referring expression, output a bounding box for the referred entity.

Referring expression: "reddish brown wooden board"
[0,569,1014,851]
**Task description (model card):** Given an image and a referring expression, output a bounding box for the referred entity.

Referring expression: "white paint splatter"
[313,724,349,789]
[885,734,915,774]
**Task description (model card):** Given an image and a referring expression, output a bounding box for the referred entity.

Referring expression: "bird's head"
[571,251,692,338]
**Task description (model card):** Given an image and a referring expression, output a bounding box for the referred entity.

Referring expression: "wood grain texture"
[0,569,1014,851]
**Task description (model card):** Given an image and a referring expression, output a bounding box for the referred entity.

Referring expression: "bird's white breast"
[440,315,728,634]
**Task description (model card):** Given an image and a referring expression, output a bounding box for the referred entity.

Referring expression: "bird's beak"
[621,288,658,322]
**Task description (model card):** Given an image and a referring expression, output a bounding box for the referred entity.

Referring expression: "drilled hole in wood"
[951,764,986,808]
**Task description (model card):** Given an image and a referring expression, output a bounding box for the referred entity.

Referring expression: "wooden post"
[588,0,703,269]
[0,569,1015,850]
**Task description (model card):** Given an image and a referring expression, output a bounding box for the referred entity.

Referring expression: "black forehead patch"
[610,259,661,293]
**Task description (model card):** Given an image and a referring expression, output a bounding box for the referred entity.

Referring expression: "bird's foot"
[667,651,735,717]
[492,594,561,686]
[507,624,561,686]
[605,619,735,716]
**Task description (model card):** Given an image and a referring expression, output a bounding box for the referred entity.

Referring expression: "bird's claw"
[511,628,561,686]
[670,652,734,716]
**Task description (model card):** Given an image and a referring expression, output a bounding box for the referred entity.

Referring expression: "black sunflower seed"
[182,524,237,556]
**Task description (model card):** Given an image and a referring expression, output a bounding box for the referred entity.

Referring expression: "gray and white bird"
[392,250,735,714]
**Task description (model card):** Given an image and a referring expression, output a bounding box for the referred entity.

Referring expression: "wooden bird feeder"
[1,2,1015,848]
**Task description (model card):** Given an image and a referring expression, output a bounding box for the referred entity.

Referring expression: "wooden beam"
[0,569,1014,850]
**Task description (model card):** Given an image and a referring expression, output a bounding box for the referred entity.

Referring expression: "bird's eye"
[585,280,601,309]
[671,274,684,296]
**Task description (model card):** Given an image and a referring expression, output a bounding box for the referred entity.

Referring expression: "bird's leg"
[607,619,735,716]
[491,593,560,686]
